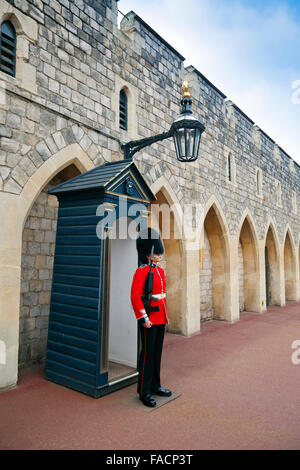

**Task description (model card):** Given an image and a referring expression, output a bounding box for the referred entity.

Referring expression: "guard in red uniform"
[131,228,172,407]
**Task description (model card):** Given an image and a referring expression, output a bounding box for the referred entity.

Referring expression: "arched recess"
[149,178,183,333]
[200,200,230,321]
[18,144,94,369]
[264,222,281,306]
[283,228,297,301]
[238,212,260,312]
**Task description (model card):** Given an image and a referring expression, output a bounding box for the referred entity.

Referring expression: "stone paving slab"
[127,392,181,412]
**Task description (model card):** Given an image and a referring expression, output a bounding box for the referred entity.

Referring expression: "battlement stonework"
[0,0,299,387]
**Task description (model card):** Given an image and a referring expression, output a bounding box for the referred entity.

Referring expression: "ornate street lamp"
[122,82,205,162]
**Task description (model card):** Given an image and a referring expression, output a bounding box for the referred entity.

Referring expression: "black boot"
[152,387,172,397]
[139,393,157,407]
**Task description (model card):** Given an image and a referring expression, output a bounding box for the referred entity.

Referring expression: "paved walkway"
[1,302,300,450]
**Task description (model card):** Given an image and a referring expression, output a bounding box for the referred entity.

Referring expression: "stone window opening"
[119,88,128,131]
[0,3,38,94]
[276,181,282,207]
[0,20,17,77]
[226,152,236,185]
[256,168,263,197]
[292,191,297,215]
[228,153,232,181]
[112,78,138,137]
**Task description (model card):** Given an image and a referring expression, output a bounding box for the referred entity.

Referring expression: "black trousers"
[137,323,166,396]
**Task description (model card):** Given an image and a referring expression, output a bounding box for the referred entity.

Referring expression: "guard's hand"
[143,320,152,328]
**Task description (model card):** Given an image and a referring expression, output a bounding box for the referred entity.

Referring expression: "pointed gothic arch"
[200,197,230,321]
[18,144,94,369]
[149,176,184,333]
[0,143,95,387]
[263,221,281,306]
[238,211,260,312]
[0,12,23,36]
[283,226,297,301]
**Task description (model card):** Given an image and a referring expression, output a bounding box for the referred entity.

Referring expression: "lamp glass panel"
[184,129,190,158]
[192,129,201,159]
[177,129,184,159]
[174,125,202,161]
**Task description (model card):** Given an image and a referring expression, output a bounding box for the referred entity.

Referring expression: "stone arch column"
[238,212,262,312]
[0,144,94,390]
[263,222,282,306]
[283,228,298,301]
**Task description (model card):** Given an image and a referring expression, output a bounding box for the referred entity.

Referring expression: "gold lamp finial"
[181,81,192,99]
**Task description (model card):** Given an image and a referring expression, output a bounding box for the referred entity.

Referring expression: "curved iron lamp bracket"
[121,130,173,160]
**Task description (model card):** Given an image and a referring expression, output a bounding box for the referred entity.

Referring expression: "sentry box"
[45,160,156,397]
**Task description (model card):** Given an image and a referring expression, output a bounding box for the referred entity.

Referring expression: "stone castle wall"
[0,0,299,371]
[1,0,299,238]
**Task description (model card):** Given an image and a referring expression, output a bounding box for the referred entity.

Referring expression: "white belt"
[152,293,166,300]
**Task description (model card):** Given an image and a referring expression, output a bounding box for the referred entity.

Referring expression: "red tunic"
[130,264,168,325]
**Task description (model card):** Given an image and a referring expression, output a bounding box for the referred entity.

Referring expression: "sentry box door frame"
[98,214,147,396]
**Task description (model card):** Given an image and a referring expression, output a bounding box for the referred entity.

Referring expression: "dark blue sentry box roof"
[48,159,156,202]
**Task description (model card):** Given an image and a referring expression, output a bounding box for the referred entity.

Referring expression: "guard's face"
[147,253,163,264]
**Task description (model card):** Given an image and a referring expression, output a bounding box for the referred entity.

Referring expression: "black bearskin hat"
[136,228,164,264]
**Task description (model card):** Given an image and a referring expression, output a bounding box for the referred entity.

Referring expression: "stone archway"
[283,229,297,301]
[149,190,183,333]
[238,215,260,312]
[19,164,82,370]
[149,175,201,336]
[0,144,94,389]
[200,203,230,321]
[264,223,281,307]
